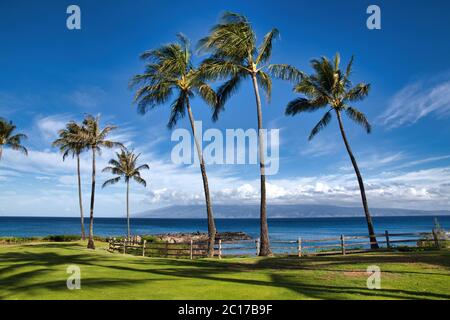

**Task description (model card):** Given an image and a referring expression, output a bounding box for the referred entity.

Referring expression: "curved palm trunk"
[76,154,86,240]
[186,100,216,257]
[0,146,3,161]
[251,72,271,256]
[336,110,379,249]
[87,147,96,249]
[126,180,131,240]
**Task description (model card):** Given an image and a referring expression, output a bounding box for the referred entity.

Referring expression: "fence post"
[218,239,222,259]
[142,240,146,257]
[190,240,193,260]
[432,230,440,249]
[123,240,126,255]
[385,230,391,249]
[297,237,302,258]
[256,239,260,256]
[340,234,346,255]
[165,241,169,257]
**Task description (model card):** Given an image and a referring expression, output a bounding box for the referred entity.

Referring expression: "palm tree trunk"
[126,180,130,240]
[336,110,379,249]
[87,147,96,249]
[251,72,271,256]
[186,99,216,257]
[76,154,86,240]
[0,146,2,161]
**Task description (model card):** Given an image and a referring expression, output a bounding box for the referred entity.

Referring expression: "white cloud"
[339,152,404,171]
[390,155,450,170]
[3,112,450,216]
[378,76,450,128]
[35,114,69,141]
[138,163,450,212]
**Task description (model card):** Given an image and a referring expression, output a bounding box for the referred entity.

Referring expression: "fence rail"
[108,229,447,259]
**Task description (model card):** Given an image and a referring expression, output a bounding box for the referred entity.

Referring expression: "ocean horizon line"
[1,214,449,219]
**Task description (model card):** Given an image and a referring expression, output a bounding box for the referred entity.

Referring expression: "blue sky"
[1,0,450,216]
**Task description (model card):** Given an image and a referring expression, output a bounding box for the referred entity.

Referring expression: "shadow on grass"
[0,244,449,299]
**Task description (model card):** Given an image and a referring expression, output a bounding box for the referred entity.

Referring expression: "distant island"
[136,204,450,219]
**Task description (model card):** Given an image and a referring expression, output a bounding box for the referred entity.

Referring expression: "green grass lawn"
[0,241,449,300]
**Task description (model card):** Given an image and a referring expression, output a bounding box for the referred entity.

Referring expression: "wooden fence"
[108,238,211,259]
[108,230,446,259]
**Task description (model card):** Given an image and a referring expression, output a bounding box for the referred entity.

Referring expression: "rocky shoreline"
[154,231,252,243]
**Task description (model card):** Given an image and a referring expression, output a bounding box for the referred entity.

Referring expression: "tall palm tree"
[102,148,149,239]
[130,34,218,257]
[198,12,281,256]
[81,114,122,249]
[271,53,379,249]
[0,118,28,161]
[52,121,87,240]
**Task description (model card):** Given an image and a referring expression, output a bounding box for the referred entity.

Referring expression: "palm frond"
[214,74,244,121]
[285,97,328,116]
[294,76,329,100]
[133,175,147,187]
[269,64,304,83]
[310,57,335,93]
[102,148,149,189]
[309,111,332,140]
[0,118,28,158]
[256,70,272,102]
[8,144,28,155]
[196,82,217,107]
[198,12,255,61]
[334,53,340,70]
[135,164,150,171]
[198,58,242,81]
[345,106,371,133]
[256,28,279,65]
[345,55,354,80]
[167,90,187,129]
[108,159,121,167]
[102,176,121,188]
[345,83,370,102]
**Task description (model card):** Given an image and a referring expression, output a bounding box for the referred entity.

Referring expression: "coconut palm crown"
[198,12,277,119]
[52,122,87,160]
[0,118,28,160]
[130,33,217,128]
[271,53,371,140]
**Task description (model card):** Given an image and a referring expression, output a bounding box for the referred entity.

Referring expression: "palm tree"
[81,114,122,249]
[102,148,149,239]
[198,12,281,256]
[130,34,218,257]
[271,53,379,249]
[0,118,28,161]
[52,121,87,240]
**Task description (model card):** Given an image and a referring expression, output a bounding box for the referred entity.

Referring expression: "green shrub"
[0,236,40,244]
[43,235,80,242]
[0,235,109,245]
[141,235,162,243]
